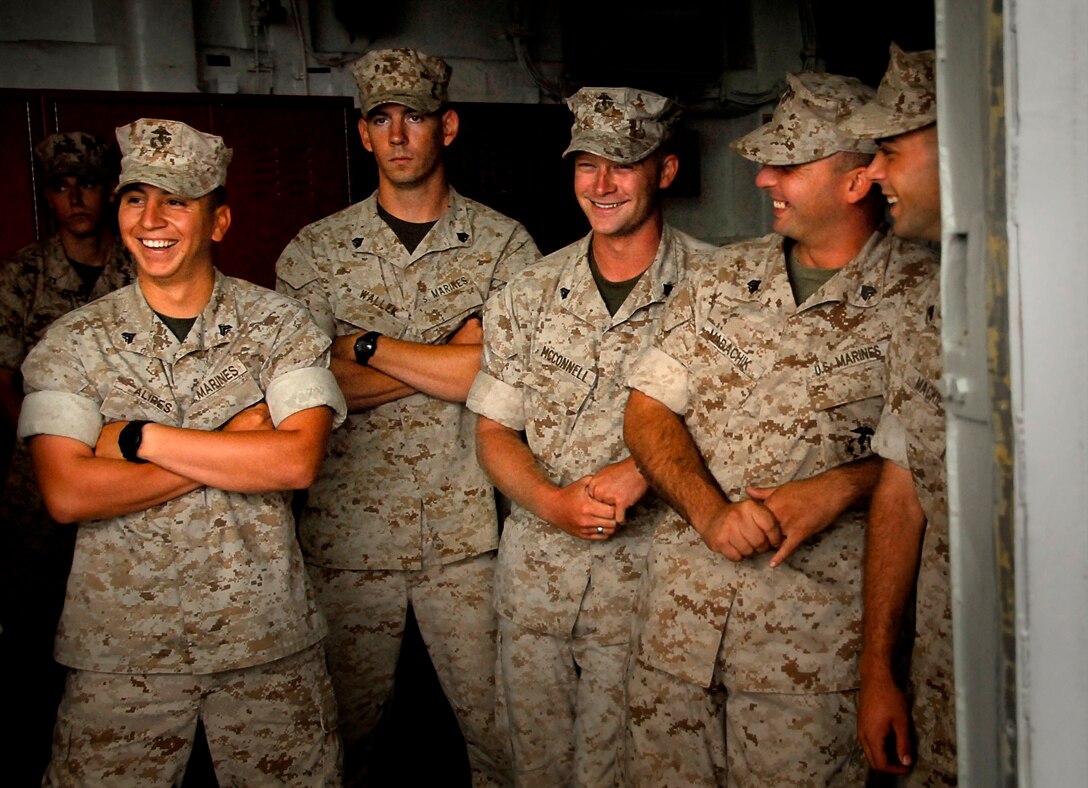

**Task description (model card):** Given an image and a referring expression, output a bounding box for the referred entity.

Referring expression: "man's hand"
[448,315,483,345]
[586,458,648,526]
[746,477,841,567]
[547,474,619,540]
[858,671,914,775]
[699,499,782,561]
[94,421,126,460]
[222,402,274,432]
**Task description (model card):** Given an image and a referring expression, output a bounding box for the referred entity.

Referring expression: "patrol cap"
[115,118,232,200]
[34,131,110,183]
[562,87,681,165]
[351,48,452,115]
[840,44,936,139]
[731,72,877,165]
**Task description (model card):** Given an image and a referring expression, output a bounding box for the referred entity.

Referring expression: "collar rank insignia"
[218,324,233,337]
[747,279,761,294]
[560,287,570,299]
[860,285,878,301]
[663,282,674,297]
[121,332,136,345]
[352,237,363,248]
[457,232,469,242]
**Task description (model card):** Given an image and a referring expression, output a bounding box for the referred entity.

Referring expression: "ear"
[843,167,874,204]
[658,153,680,190]
[211,204,231,242]
[358,118,374,154]
[441,109,460,147]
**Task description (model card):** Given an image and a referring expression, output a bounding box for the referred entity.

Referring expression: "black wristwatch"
[118,420,150,464]
[353,331,382,366]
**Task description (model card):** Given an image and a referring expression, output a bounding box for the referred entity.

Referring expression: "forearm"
[29,435,201,523]
[136,407,333,493]
[476,416,563,524]
[861,460,927,681]
[623,389,728,534]
[369,336,482,403]
[822,455,883,512]
[331,357,416,411]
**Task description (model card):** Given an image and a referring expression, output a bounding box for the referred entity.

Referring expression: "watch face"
[354,332,378,365]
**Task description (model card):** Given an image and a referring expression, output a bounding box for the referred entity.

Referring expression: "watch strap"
[118,420,150,464]
[354,331,382,366]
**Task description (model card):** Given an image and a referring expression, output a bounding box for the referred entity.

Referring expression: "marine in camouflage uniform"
[19,119,345,785]
[275,48,539,785]
[622,73,940,786]
[468,87,714,786]
[0,131,134,783]
[843,45,957,786]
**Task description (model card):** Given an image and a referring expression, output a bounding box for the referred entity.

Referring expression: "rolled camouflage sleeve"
[871,408,910,467]
[266,366,346,428]
[17,319,102,445]
[18,390,102,446]
[627,347,690,415]
[626,276,696,414]
[258,297,345,426]
[467,277,530,430]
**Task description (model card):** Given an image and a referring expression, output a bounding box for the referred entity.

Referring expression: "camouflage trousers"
[625,657,866,787]
[498,612,629,787]
[44,643,341,787]
[308,552,511,787]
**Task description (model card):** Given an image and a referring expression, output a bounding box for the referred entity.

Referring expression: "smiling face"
[118,184,230,286]
[359,103,457,190]
[44,175,109,239]
[867,124,941,242]
[572,151,678,240]
[754,153,864,248]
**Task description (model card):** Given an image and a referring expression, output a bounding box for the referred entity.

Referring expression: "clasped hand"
[551,459,648,542]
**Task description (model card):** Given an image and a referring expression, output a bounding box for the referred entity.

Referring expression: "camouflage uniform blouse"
[627,230,939,692]
[468,226,714,642]
[276,189,539,571]
[871,270,957,777]
[0,234,134,370]
[18,273,346,674]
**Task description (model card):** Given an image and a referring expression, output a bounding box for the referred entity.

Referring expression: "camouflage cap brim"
[562,130,663,165]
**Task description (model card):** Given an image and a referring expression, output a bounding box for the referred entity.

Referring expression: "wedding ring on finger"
[597,526,604,535]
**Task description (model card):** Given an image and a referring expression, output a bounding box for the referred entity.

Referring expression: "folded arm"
[331,316,483,410]
[30,403,333,524]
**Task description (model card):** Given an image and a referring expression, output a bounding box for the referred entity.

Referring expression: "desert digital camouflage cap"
[731,72,877,165]
[34,131,110,182]
[115,119,232,199]
[351,48,452,115]
[562,87,681,164]
[840,44,936,139]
